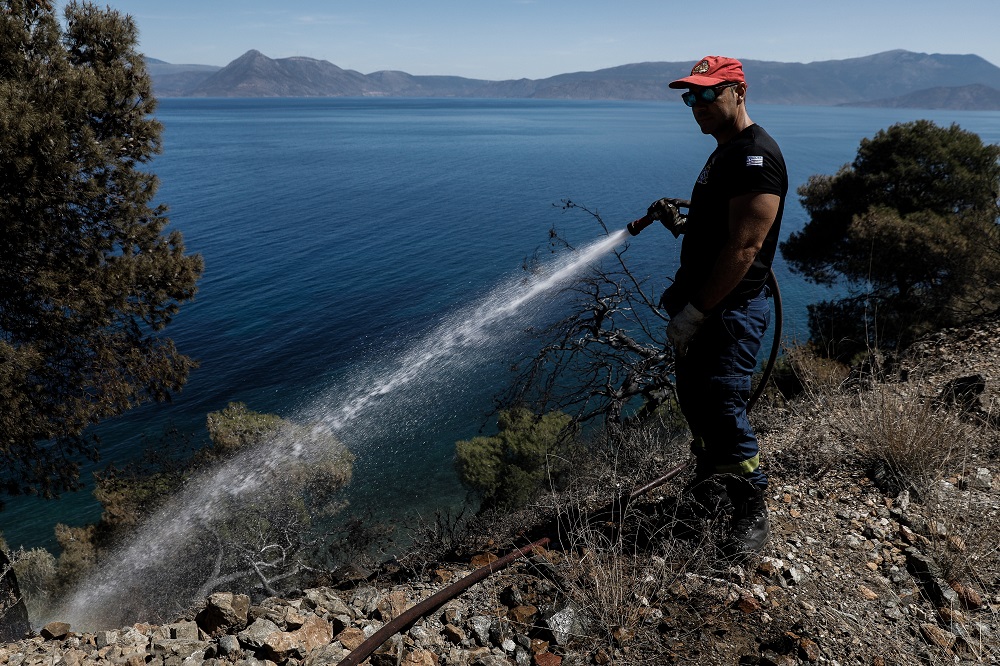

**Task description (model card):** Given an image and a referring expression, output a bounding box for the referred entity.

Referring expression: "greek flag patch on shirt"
[746,155,764,167]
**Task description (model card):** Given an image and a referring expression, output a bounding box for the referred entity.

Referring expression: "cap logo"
[692,60,711,75]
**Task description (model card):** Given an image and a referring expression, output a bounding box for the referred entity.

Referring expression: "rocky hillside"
[846,83,1000,111]
[150,50,1000,107]
[3,315,1000,665]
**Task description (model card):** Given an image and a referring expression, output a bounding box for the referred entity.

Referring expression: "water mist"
[49,229,628,630]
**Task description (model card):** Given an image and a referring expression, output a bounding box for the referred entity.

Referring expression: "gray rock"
[118,627,151,653]
[350,587,381,615]
[169,621,200,641]
[216,634,241,657]
[962,467,994,491]
[408,625,433,643]
[488,618,512,647]
[237,618,281,650]
[546,605,585,646]
[151,638,210,660]
[468,616,491,647]
[784,566,807,585]
[472,653,508,666]
[302,588,354,619]
[443,647,473,666]
[302,643,347,666]
[233,657,268,666]
[883,604,904,621]
[905,547,960,607]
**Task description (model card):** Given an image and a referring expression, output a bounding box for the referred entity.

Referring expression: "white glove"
[667,303,706,357]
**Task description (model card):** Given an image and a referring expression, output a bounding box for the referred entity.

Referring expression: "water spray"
[337,214,783,666]
[48,227,631,631]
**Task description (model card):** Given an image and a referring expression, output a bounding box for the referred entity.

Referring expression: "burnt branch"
[499,204,676,425]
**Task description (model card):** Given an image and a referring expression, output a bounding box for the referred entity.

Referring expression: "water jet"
[48,229,629,630]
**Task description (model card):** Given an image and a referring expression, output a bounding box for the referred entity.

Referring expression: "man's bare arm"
[692,192,780,312]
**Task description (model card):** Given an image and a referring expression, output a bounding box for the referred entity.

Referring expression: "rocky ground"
[3,316,1000,665]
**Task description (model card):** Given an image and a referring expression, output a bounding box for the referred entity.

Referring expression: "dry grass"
[524,422,753,664]
[842,383,972,496]
[776,343,1000,663]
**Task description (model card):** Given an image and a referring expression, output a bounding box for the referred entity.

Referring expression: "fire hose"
[335,538,550,666]
[335,210,782,666]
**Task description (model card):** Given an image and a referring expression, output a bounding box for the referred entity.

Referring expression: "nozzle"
[627,214,654,236]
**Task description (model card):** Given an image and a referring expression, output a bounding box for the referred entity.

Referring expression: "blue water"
[6,99,1000,551]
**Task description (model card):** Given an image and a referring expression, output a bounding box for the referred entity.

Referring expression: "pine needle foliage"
[0,1,204,504]
[781,120,1000,360]
[455,408,575,511]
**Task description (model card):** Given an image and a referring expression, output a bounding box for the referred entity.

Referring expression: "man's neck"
[714,112,754,145]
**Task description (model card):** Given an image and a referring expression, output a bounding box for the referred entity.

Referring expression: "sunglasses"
[681,83,738,108]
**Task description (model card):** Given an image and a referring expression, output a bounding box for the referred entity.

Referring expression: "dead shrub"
[842,384,971,497]
[772,342,851,400]
[9,546,57,622]
[533,423,734,662]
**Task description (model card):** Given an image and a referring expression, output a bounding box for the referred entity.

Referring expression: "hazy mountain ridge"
[145,59,222,98]
[845,82,1000,110]
[147,49,1000,108]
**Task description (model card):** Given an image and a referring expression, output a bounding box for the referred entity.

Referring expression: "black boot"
[724,486,769,559]
[667,475,730,540]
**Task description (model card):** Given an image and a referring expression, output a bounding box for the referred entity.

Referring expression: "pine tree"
[781,120,1000,360]
[0,0,204,505]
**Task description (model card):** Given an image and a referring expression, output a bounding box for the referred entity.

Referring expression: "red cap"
[669,56,745,89]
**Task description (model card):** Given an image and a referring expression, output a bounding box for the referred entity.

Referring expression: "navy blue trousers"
[674,288,770,489]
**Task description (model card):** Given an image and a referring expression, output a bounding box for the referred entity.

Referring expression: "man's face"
[685,82,743,136]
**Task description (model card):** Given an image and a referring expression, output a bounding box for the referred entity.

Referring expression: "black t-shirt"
[674,124,787,306]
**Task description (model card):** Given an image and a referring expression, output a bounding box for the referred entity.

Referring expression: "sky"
[59,0,1000,80]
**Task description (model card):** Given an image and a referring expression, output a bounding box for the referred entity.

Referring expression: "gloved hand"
[667,302,706,357]
[647,197,689,238]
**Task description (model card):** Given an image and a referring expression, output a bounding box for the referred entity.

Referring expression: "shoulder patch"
[697,162,711,184]
[746,155,764,167]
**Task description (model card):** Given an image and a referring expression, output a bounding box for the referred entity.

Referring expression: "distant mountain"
[842,83,1000,110]
[145,58,222,97]
[146,50,1000,108]
[187,49,372,97]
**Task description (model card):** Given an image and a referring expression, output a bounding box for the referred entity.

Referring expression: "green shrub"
[204,402,287,457]
[455,408,575,510]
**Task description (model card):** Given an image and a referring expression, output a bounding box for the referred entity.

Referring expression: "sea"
[5,98,1000,552]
